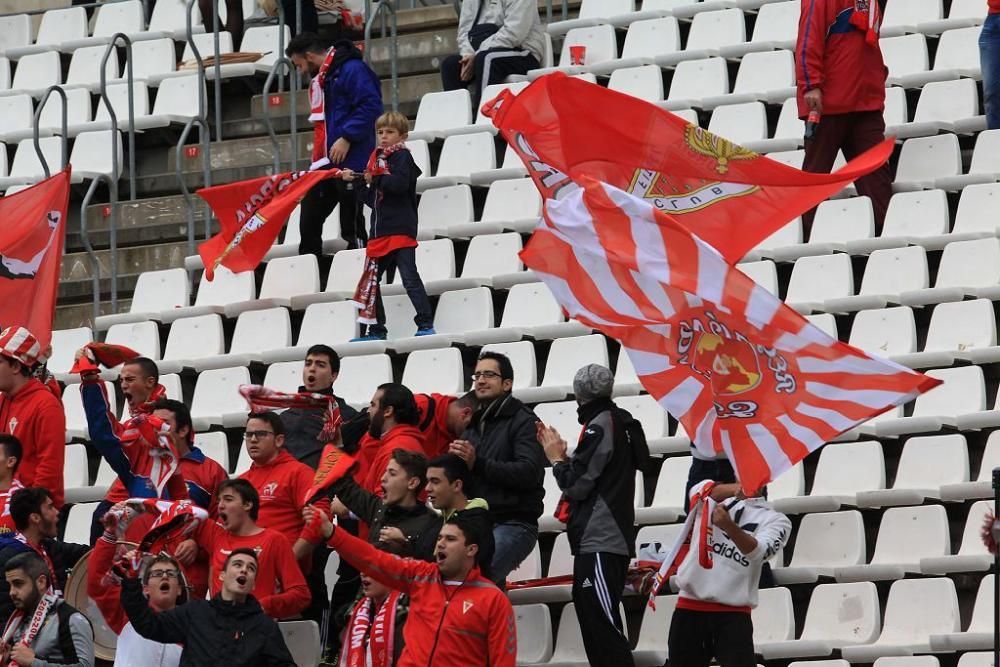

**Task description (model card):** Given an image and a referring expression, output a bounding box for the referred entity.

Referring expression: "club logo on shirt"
[6,418,16,435]
[261,482,279,499]
[462,601,474,614]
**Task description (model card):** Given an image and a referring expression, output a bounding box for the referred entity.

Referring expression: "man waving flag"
[484,74,939,493]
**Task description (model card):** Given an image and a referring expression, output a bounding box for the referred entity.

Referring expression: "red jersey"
[796,0,887,117]
[196,521,310,619]
[0,479,23,534]
[414,393,458,458]
[180,447,229,516]
[330,528,516,667]
[0,379,65,506]
[239,449,330,545]
[358,425,426,495]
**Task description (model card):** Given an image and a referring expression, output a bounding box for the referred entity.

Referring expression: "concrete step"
[60,241,190,296]
[55,298,133,332]
[72,194,219,252]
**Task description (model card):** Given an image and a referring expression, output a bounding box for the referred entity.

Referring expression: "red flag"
[482,73,894,264]
[0,168,71,350]
[197,169,341,280]
[521,178,941,494]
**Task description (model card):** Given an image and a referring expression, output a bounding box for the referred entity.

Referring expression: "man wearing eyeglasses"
[449,351,544,588]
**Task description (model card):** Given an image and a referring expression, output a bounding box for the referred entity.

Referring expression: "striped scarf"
[849,0,881,45]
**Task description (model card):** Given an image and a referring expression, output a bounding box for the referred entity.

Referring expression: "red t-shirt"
[196,521,310,619]
[991,0,1000,14]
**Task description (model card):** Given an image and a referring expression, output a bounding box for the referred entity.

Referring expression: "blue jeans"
[981,13,1000,130]
[370,246,434,335]
[491,520,538,589]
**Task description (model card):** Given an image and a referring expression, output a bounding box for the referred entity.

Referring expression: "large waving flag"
[198,169,341,280]
[485,75,937,492]
[0,168,71,350]
[482,73,894,264]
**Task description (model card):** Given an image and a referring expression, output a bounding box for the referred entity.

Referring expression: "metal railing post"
[262,57,294,173]
[80,174,118,324]
[177,118,213,256]
[212,0,223,141]
[365,0,398,111]
[32,86,68,178]
[100,33,136,201]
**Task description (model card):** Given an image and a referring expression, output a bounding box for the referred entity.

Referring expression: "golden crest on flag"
[683,125,758,174]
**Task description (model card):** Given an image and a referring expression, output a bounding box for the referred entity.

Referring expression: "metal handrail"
[365,0,398,111]
[177,117,213,257]
[80,174,119,323]
[99,33,137,200]
[32,86,68,178]
[262,56,295,173]
[185,0,210,129]
[211,0,223,143]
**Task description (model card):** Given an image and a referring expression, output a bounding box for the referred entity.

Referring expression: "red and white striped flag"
[522,178,940,492]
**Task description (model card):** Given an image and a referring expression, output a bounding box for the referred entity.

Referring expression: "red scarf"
[340,591,401,667]
[364,142,407,178]
[648,481,716,609]
[351,256,381,326]
[849,0,881,45]
[309,48,337,167]
[129,383,167,420]
[1,590,57,667]
[238,384,343,443]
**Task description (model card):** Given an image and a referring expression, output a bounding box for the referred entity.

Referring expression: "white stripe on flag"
[794,401,857,432]
[695,242,726,305]
[532,268,619,328]
[629,269,677,321]
[798,354,911,376]
[746,423,792,479]
[658,375,704,419]
[625,346,675,376]
[693,410,717,458]
[775,414,825,452]
[805,381,910,409]
[744,283,782,330]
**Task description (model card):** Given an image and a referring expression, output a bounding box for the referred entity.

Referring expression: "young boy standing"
[346,111,435,341]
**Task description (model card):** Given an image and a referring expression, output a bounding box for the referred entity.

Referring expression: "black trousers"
[299,177,366,260]
[369,246,434,336]
[667,608,756,667]
[440,48,541,110]
[279,0,318,34]
[572,552,634,667]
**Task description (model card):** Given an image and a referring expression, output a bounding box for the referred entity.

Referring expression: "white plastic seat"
[238,25,291,73]
[736,0,799,53]
[675,8,746,63]
[95,268,190,330]
[609,0,687,25]
[514,604,553,664]
[196,307,292,372]
[5,7,87,60]
[62,443,91,501]
[422,132,496,190]
[895,79,982,139]
[65,45,120,92]
[61,0,148,51]
[826,247,929,313]
[482,341,538,392]
[847,306,917,359]
[31,87,93,139]
[937,129,1000,192]
[415,185,474,239]
[530,25,618,78]
[401,347,465,396]
[703,49,796,108]
[475,81,529,128]
[194,432,230,473]
[547,0,634,35]
[661,57,728,109]
[0,137,64,189]
[64,381,116,441]
[942,431,1000,501]
[840,578,959,663]
[882,34,931,86]
[132,39,178,83]
[160,266,255,323]
[634,455,691,524]
[737,260,779,295]
[92,82,160,133]
[189,366,251,430]
[48,327,94,377]
[0,15,31,56]
[928,573,994,652]
[380,239,457,295]
[589,17,681,74]
[833,505,950,582]
[442,232,525,290]
[635,524,685,555]
[880,0,942,37]
[633,595,676,667]
[148,74,203,123]
[337,354,392,408]
[407,89,475,141]
[896,299,999,368]
[615,394,682,454]
[172,32,253,82]
[469,282,590,345]
[613,351,642,397]
[3,51,61,99]
[759,582,881,659]
[753,588,795,647]
[547,603,626,667]
[515,334,609,403]
[921,501,992,576]
[707,102,767,145]
[69,131,124,182]
[607,65,664,103]
[147,0,204,38]
[226,254,320,318]
[159,314,225,373]
[855,190,950,255]
[772,511,865,585]
[534,402,583,461]
[893,134,962,192]
[744,215,803,260]
[261,360,303,395]
[104,321,161,361]
[0,95,33,142]
[901,238,1000,307]
[278,621,320,667]
[784,253,853,313]
[876,366,985,437]
[63,502,98,545]
[263,301,359,364]
[290,248,366,310]
[533,468,569,536]
[771,441,885,514]
[472,177,541,235]
[956,654,995,667]
[389,286,495,354]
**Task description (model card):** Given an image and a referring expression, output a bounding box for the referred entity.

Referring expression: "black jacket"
[462,394,545,525]
[552,398,638,557]
[279,386,359,469]
[0,534,90,627]
[356,149,421,240]
[330,475,440,560]
[121,577,296,667]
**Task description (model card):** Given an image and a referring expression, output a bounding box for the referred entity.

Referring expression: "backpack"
[615,407,651,473]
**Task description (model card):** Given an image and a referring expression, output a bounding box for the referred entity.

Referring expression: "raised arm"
[328,522,438,595]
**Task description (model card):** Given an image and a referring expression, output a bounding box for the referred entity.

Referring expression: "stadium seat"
[4,51,62,98]
[159,314,225,374]
[893,134,962,192]
[239,25,292,73]
[661,57,729,110]
[446,232,526,290]
[194,432,231,473]
[806,313,838,339]
[471,177,541,236]
[634,455,690,524]
[481,341,539,390]
[171,32,255,82]
[60,0,148,51]
[745,97,805,154]
[956,655,994,667]
[104,321,162,361]
[63,443,92,503]
[857,434,968,507]
[928,574,993,652]
[918,0,986,33]
[845,307,916,360]
[466,282,589,346]
[90,81,161,134]
[475,81,529,129]
[147,74,203,124]
[880,0,943,37]
[95,268,190,330]
[160,266,256,323]
[48,327,94,376]
[413,184,475,239]
[514,604,554,664]
[189,366,252,430]
[633,595,676,667]
[0,94,33,142]
[899,238,1000,307]
[826,247,929,314]
[64,381,116,441]
[876,366,985,436]
[703,49,796,109]
[771,441,885,514]
[159,374,183,401]
[885,85,909,133]
[0,137,63,190]
[381,239,457,294]
[407,89,474,141]
[401,347,465,395]
[34,87,92,138]
[535,468,568,535]
[607,65,665,103]
[508,545,542,583]
[68,131,125,183]
[737,260,778,296]
[147,0,204,38]
[768,462,805,507]
[882,34,932,86]
[707,102,768,145]
[772,511,865,585]
[896,79,983,139]
[264,301,359,364]
[65,45,120,93]
[858,190,950,254]
[773,196,873,260]
[226,254,320,318]
[262,360,303,395]
[833,505,950,582]
[753,588,795,647]
[902,299,1000,367]
[674,8,747,63]
[613,351,642,397]
[615,394,684,454]
[937,129,1000,191]
[278,620,320,667]
[390,286,495,353]
[5,7,87,59]
[547,602,626,667]
[132,38,179,83]
[63,502,99,545]
[744,215,803,260]
[337,354,393,408]
[0,15,31,56]
[839,577,960,662]
[941,430,1000,501]
[516,334,609,402]
[548,0,634,35]
[589,17,681,75]
[635,523,684,554]
[420,132,496,190]
[921,501,992,575]
[785,253,853,313]
[736,0,799,54]
[196,307,292,371]
[534,401,582,456]
[530,25,618,78]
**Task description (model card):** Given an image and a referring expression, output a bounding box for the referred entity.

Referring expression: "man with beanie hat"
[537,364,644,667]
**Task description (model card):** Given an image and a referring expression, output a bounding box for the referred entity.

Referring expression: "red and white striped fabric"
[0,327,42,367]
[521,178,941,492]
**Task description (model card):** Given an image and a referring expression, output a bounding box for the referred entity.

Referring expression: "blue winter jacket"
[323,40,384,172]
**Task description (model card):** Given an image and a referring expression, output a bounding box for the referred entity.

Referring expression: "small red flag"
[482,73,894,264]
[197,169,341,280]
[0,168,71,350]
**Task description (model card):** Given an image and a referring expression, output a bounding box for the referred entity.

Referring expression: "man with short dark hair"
[450,351,544,587]
[425,454,488,522]
[0,488,89,628]
[357,384,426,495]
[0,435,23,533]
[0,327,64,507]
[280,344,359,468]
[121,546,297,666]
[414,392,476,459]
[3,551,94,667]
[285,32,383,258]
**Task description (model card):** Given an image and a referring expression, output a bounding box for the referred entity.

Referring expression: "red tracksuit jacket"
[796,0,887,118]
[357,424,427,496]
[0,379,65,506]
[414,393,458,459]
[329,528,516,667]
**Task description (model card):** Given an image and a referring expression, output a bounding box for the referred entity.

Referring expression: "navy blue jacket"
[357,148,422,240]
[323,40,383,171]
